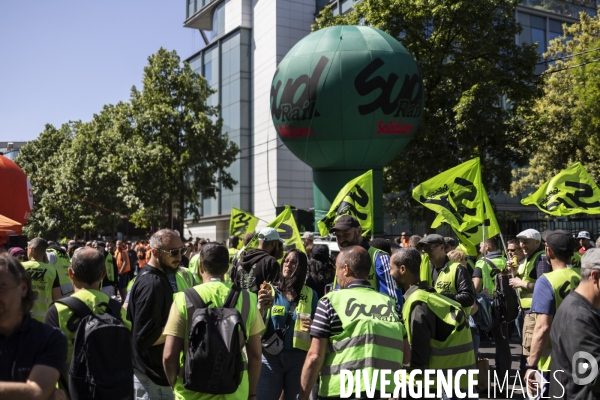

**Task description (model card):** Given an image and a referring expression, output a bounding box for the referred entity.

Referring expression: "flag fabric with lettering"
[229,208,259,248]
[451,190,501,256]
[521,162,600,216]
[412,158,485,232]
[317,170,374,236]
[248,206,306,254]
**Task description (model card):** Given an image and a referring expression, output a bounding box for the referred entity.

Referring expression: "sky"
[0,1,206,142]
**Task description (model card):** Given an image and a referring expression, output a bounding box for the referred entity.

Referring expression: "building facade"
[183,0,316,241]
[182,0,600,242]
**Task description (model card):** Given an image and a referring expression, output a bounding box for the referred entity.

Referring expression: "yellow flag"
[317,170,374,236]
[248,206,306,253]
[413,158,485,232]
[521,162,600,216]
[229,208,259,248]
[451,190,501,256]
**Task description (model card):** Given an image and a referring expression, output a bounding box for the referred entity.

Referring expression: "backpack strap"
[225,286,250,333]
[106,298,123,319]
[184,287,206,323]
[55,297,92,320]
[483,257,501,278]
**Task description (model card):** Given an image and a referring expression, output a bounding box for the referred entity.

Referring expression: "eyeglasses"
[423,244,443,253]
[507,248,521,253]
[159,247,187,257]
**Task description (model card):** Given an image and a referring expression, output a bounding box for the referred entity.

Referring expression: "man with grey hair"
[548,248,600,399]
[127,229,183,400]
[298,246,408,399]
[45,247,132,393]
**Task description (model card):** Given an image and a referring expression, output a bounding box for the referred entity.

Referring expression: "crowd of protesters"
[0,223,598,400]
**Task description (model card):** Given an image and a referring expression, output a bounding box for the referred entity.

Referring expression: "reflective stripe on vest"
[176,267,194,290]
[403,288,475,389]
[433,261,471,315]
[537,267,581,371]
[292,285,313,351]
[48,249,73,297]
[173,282,256,400]
[518,251,544,309]
[105,253,115,282]
[22,261,57,322]
[319,287,403,397]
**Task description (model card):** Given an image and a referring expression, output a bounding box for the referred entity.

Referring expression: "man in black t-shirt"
[127,229,183,400]
[0,255,67,400]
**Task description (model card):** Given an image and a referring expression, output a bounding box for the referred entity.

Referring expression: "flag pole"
[498,232,514,279]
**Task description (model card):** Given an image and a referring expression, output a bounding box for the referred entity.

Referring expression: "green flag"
[317,170,374,236]
[248,206,306,254]
[229,208,259,248]
[413,158,485,232]
[521,162,600,216]
[450,190,501,256]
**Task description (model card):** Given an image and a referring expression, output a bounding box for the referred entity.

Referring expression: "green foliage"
[15,48,239,239]
[512,13,600,193]
[314,0,541,223]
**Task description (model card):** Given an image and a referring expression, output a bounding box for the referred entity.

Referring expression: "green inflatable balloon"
[270,25,423,170]
[270,25,424,233]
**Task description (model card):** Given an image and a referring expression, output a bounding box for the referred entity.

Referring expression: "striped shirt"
[310,280,373,339]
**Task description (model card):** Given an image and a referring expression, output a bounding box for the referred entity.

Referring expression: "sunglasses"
[423,244,443,253]
[159,247,187,257]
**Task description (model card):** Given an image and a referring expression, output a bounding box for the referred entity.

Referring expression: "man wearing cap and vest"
[418,234,476,314]
[45,247,131,372]
[163,242,265,400]
[524,231,580,388]
[46,245,73,297]
[329,215,401,311]
[390,247,475,397]
[21,238,62,322]
[509,229,552,369]
[472,237,506,296]
[298,246,409,400]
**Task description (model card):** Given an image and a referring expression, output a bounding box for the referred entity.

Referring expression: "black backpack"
[183,286,250,394]
[56,297,133,400]
[492,272,520,326]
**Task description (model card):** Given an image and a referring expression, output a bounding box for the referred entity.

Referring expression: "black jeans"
[491,321,512,380]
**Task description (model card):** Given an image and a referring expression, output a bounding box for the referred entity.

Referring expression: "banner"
[449,191,501,256]
[521,162,600,216]
[229,207,259,248]
[248,206,306,254]
[413,158,485,232]
[317,170,374,236]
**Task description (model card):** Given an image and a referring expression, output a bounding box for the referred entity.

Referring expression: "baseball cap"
[541,229,570,242]
[258,227,285,243]
[417,234,445,249]
[302,232,314,240]
[9,247,25,257]
[581,248,600,270]
[329,215,360,233]
[545,232,575,256]
[577,231,591,240]
[516,229,541,241]
[311,244,330,264]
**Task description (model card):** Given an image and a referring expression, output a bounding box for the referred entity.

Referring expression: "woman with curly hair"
[258,249,318,400]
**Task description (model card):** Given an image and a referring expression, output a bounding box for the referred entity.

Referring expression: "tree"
[314,0,541,225]
[512,12,600,193]
[15,123,80,238]
[128,48,239,229]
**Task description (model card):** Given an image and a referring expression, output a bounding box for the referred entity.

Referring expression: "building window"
[211,3,226,40]
[188,0,195,19]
